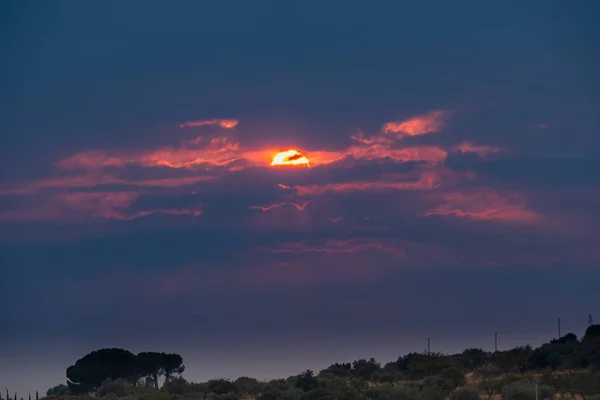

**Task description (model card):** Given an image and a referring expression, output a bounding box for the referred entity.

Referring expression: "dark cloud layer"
[2,0,600,395]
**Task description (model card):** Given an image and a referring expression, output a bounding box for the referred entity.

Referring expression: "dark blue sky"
[1,0,599,394]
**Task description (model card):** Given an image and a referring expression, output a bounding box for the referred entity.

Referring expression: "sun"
[271,149,310,167]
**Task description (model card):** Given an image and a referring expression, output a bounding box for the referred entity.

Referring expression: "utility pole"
[558,317,561,338]
[427,338,431,355]
[494,332,498,357]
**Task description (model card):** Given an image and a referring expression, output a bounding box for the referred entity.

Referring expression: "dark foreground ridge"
[4,324,600,400]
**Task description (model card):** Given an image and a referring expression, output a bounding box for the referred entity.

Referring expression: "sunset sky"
[1,0,600,394]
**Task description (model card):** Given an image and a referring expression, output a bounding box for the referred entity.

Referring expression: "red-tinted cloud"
[382,110,451,137]
[424,189,538,222]
[0,192,204,222]
[293,169,449,196]
[51,111,456,175]
[250,202,310,212]
[179,119,239,129]
[0,110,519,231]
[452,141,501,158]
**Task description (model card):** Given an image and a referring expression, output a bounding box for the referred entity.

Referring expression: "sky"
[1,0,600,394]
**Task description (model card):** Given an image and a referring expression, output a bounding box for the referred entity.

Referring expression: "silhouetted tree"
[461,348,489,370]
[351,358,381,380]
[66,348,138,394]
[551,333,579,344]
[295,370,319,392]
[162,352,185,381]
[234,377,263,396]
[137,352,163,388]
[206,379,236,395]
[583,324,600,343]
[319,362,352,377]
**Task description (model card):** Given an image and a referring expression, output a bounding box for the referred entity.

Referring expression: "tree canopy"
[65,348,184,394]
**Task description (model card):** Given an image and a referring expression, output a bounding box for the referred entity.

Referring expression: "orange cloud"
[179,119,239,129]
[250,202,310,212]
[49,109,457,179]
[424,189,538,222]
[294,170,446,196]
[382,110,451,137]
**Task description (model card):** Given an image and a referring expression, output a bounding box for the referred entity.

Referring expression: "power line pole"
[427,338,431,355]
[558,317,561,338]
[494,332,498,355]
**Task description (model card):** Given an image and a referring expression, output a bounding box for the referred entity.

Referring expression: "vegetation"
[3,323,600,400]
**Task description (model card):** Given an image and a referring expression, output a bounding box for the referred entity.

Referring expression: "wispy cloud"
[452,142,501,158]
[250,202,310,212]
[382,110,452,137]
[267,238,406,258]
[424,189,538,222]
[179,119,239,129]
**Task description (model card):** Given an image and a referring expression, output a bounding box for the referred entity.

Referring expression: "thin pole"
[494,332,498,354]
[427,338,431,354]
[535,383,539,400]
[558,317,561,338]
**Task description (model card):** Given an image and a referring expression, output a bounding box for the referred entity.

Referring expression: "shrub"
[163,377,191,395]
[141,391,170,400]
[501,382,554,400]
[449,387,480,400]
[96,381,128,398]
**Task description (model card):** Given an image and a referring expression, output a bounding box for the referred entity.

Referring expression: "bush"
[141,391,170,400]
[371,370,404,383]
[47,386,72,397]
[364,387,411,400]
[440,367,467,387]
[206,393,239,400]
[234,377,263,396]
[206,380,237,396]
[96,381,128,398]
[258,389,300,400]
[163,377,191,395]
[501,383,554,400]
[449,387,480,400]
[101,394,119,400]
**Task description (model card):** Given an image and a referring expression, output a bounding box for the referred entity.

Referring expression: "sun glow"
[271,150,310,167]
